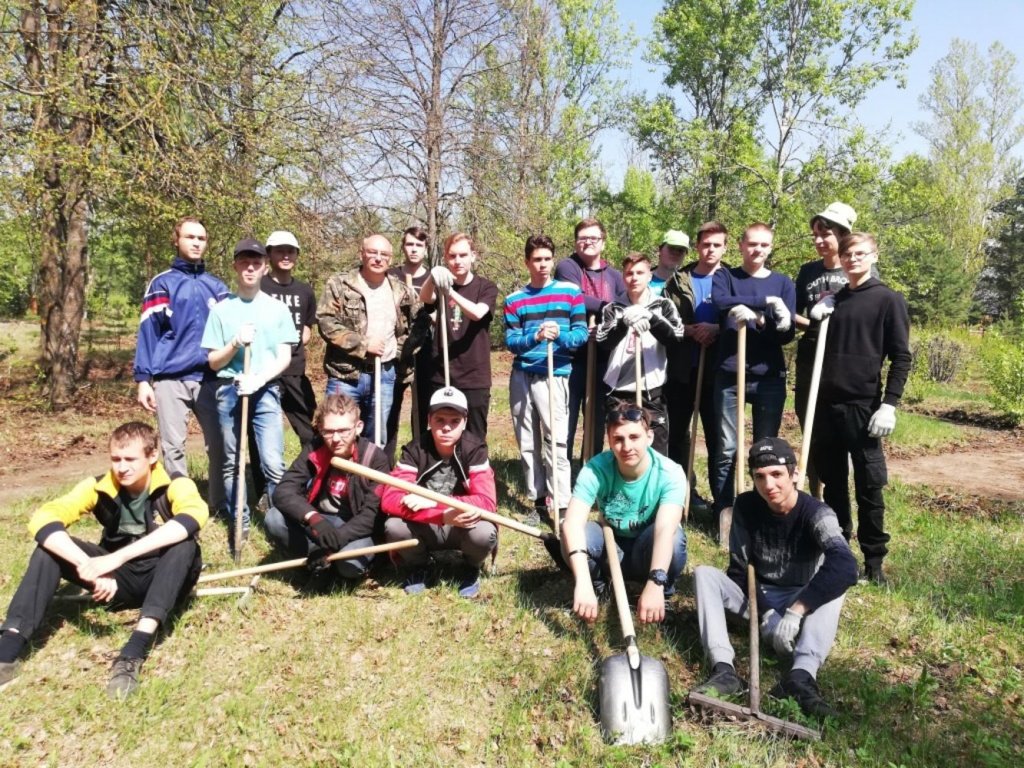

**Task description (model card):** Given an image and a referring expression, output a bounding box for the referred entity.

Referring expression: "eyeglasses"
[840,250,875,261]
[362,249,392,260]
[605,407,645,424]
[576,236,604,243]
[321,427,356,439]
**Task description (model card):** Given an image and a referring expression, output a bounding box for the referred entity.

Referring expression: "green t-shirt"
[571,448,687,538]
[116,487,150,537]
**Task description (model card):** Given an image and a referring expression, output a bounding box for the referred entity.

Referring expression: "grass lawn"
[0,329,1021,767]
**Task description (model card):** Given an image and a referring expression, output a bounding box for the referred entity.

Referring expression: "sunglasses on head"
[605,407,646,425]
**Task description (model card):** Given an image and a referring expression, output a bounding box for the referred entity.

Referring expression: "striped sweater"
[503,280,588,375]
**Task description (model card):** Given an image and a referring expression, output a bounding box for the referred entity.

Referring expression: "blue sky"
[604,0,1024,188]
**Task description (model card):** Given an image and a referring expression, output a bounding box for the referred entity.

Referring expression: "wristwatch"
[647,569,669,587]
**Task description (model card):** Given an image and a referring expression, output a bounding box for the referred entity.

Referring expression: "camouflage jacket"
[316,268,421,380]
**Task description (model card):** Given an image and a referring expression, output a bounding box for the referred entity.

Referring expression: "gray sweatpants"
[383,517,497,568]
[153,378,225,513]
[694,565,844,677]
[509,368,571,504]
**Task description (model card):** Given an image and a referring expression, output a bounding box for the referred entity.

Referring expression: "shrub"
[912,334,968,384]
[982,333,1024,426]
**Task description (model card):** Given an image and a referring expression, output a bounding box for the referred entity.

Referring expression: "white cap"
[812,202,857,233]
[428,386,468,416]
[266,230,300,250]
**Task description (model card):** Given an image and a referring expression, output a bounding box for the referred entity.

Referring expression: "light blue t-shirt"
[202,291,299,379]
[572,448,687,538]
[649,274,667,297]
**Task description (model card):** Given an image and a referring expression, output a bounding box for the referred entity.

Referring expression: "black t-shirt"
[387,266,429,291]
[313,468,354,520]
[261,275,317,376]
[429,275,497,389]
[795,259,879,351]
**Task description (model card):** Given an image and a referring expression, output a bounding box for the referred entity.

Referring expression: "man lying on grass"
[266,393,391,581]
[691,437,857,718]
[0,422,207,699]
[561,404,688,626]
[380,387,497,598]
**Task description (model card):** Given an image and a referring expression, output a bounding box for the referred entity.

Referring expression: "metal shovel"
[598,524,672,745]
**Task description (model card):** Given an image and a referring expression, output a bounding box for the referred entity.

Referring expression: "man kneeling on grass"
[561,404,688,626]
[266,394,391,581]
[0,422,206,698]
[379,387,497,598]
[692,437,857,718]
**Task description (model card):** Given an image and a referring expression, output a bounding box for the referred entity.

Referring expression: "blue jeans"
[216,382,286,526]
[327,363,396,447]
[581,521,687,595]
[712,372,786,511]
[263,507,375,578]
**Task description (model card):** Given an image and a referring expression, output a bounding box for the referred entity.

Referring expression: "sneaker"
[861,563,888,587]
[693,662,746,697]
[770,669,836,718]
[690,494,712,515]
[458,567,481,599]
[0,661,19,690]
[403,568,430,596]
[106,656,144,699]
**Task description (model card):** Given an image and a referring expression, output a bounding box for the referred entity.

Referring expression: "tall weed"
[981,331,1024,425]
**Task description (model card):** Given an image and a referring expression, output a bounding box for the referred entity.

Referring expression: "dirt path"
[888,443,1024,501]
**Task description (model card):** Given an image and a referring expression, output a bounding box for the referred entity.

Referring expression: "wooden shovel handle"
[747,562,761,713]
[604,523,639,667]
[198,539,419,583]
[798,316,829,483]
[331,456,544,539]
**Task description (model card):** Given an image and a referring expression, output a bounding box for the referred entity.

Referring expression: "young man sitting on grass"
[561,404,688,626]
[0,422,207,698]
[691,437,857,718]
[379,387,498,598]
[266,393,391,581]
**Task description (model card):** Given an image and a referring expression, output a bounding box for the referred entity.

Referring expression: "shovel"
[598,524,672,745]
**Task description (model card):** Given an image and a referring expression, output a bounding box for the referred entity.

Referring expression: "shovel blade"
[598,652,672,745]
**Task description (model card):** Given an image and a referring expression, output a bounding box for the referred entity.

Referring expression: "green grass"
[1,339,1022,767]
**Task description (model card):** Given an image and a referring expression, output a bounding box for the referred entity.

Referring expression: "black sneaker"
[106,656,144,699]
[770,669,836,718]
[693,662,746,697]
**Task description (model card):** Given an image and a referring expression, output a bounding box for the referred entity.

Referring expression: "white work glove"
[621,304,649,324]
[631,317,651,335]
[809,294,836,322]
[233,373,266,396]
[728,304,761,326]
[868,403,897,438]
[760,607,781,636]
[764,296,791,332]
[770,608,804,655]
[430,266,454,293]
[233,323,256,348]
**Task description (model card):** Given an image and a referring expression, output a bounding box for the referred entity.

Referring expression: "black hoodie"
[818,278,912,406]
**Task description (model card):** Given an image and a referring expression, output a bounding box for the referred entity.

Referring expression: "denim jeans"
[580,520,687,595]
[216,381,286,526]
[712,372,786,511]
[327,363,396,447]
[263,507,375,578]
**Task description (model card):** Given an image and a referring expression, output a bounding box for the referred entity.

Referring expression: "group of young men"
[0,209,910,722]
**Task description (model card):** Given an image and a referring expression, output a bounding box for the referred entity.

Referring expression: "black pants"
[793,340,820,486]
[249,374,318,499]
[386,347,436,462]
[0,537,202,640]
[810,401,891,565]
[606,388,669,457]
[666,365,718,501]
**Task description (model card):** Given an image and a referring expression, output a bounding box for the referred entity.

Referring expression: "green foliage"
[977,176,1024,323]
[0,212,35,318]
[981,331,1024,425]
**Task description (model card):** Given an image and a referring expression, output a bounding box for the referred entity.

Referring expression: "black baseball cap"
[233,238,267,259]
[748,437,797,470]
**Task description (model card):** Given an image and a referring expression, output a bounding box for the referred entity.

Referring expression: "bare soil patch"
[888,438,1024,502]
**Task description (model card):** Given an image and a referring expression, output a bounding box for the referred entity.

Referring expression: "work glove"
[631,317,651,335]
[809,294,836,322]
[770,608,804,655]
[760,607,781,637]
[233,323,256,348]
[621,304,649,324]
[402,493,435,512]
[728,304,761,326]
[764,296,791,332]
[430,266,454,293]
[868,403,897,438]
[233,372,266,396]
[306,512,345,551]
